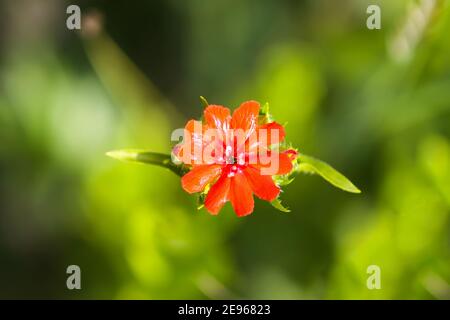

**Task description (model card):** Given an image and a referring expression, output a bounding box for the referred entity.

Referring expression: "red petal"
[253,151,294,175]
[204,173,231,215]
[181,164,223,194]
[204,105,231,130]
[175,119,206,164]
[230,101,260,134]
[229,171,254,217]
[245,121,286,154]
[185,119,203,133]
[258,122,286,145]
[277,152,294,175]
[244,166,280,201]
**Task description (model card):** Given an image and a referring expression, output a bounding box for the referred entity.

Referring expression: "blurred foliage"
[0,0,449,299]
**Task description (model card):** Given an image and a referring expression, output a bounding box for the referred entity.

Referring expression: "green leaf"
[106,149,187,176]
[271,198,291,212]
[297,154,361,193]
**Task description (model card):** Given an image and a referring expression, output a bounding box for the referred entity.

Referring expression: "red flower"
[173,101,297,217]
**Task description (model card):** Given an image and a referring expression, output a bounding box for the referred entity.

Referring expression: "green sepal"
[271,197,291,212]
[199,96,209,108]
[259,102,273,123]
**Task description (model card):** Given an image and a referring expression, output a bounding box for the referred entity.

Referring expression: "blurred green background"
[0,0,449,299]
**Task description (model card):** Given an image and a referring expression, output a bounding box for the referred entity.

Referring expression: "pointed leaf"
[297,154,361,193]
[106,149,187,176]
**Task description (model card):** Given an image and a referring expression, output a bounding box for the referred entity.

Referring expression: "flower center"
[227,164,243,177]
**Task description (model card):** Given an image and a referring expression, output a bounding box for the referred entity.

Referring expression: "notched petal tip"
[231,101,260,132]
[204,105,231,129]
